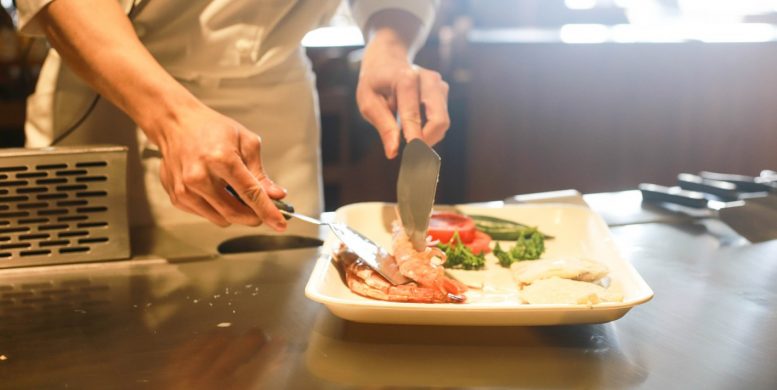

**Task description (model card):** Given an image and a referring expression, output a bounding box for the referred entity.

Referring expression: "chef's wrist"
[134,84,203,147]
[364,9,423,62]
[366,28,412,63]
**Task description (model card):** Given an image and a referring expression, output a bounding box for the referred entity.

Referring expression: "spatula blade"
[397,139,441,251]
[328,223,410,285]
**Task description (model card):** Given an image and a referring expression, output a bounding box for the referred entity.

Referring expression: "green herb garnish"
[493,242,514,267]
[438,232,486,270]
[493,227,546,267]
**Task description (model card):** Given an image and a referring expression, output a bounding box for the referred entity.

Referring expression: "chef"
[16,0,450,230]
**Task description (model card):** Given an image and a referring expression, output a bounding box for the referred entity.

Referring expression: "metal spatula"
[273,201,411,285]
[397,139,442,251]
[226,187,410,285]
[639,183,777,243]
[695,171,777,212]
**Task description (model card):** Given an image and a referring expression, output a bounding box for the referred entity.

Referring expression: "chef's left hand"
[356,29,450,159]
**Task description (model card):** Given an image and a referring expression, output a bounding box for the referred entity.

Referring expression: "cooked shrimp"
[335,248,464,303]
[391,223,467,296]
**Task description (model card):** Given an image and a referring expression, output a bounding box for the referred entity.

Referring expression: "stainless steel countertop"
[1,191,775,389]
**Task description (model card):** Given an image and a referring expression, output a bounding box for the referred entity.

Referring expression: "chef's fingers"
[239,131,286,199]
[159,162,184,209]
[211,156,287,231]
[160,162,201,216]
[388,93,398,114]
[419,69,450,146]
[161,158,231,227]
[181,160,262,226]
[396,68,423,143]
[180,194,230,227]
[357,89,401,159]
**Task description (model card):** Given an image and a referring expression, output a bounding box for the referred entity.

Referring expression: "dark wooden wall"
[463,42,777,201]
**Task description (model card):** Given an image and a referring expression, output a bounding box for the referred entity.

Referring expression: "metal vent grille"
[0,146,129,268]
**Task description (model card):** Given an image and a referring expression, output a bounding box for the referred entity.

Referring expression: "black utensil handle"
[699,171,773,193]
[225,185,294,220]
[272,199,295,216]
[639,183,709,209]
[677,173,740,201]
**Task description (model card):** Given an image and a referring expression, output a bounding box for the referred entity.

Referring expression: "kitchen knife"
[397,139,441,251]
[639,183,777,243]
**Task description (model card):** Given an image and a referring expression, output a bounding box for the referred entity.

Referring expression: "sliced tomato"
[465,230,492,254]
[427,211,476,244]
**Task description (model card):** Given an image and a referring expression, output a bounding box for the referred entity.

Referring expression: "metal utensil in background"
[699,171,776,192]
[639,183,777,243]
[696,171,777,211]
[397,139,441,251]
[273,200,410,285]
[677,173,742,201]
[760,170,777,182]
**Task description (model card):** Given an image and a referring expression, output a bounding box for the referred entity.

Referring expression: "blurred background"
[3,0,777,210]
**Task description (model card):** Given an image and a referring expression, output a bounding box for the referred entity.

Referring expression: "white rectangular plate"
[305,202,653,326]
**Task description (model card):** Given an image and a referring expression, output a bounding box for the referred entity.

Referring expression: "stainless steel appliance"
[0,146,129,268]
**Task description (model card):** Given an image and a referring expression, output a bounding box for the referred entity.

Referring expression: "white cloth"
[18,0,437,227]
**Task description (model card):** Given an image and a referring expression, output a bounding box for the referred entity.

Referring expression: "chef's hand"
[356,11,450,159]
[153,104,288,230]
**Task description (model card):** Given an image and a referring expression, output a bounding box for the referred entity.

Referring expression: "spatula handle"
[272,200,295,219]
[677,173,739,201]
[225,185,293,220]
[699,171,773,193]
[639,183,709,209]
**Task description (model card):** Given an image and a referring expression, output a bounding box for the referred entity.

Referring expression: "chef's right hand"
[152,104,288,230]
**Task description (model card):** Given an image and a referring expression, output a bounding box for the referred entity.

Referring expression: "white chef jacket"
[16,0,437,227]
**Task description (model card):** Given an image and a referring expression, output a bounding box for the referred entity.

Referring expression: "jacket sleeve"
[16,0,135,36]
[349,0,439,48]
[15,0,54,36]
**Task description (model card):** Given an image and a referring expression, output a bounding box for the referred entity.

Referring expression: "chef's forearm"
[363,9,424,61]
[37,0,198,143]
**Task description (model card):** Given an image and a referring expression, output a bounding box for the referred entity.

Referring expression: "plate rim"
[304,202,654,318]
